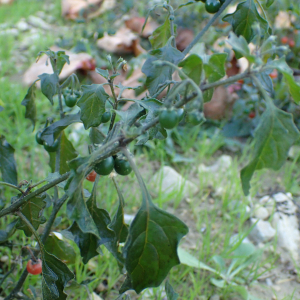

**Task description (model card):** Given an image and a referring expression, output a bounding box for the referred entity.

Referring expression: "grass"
[0,0,61,24]
[1,1,300,300]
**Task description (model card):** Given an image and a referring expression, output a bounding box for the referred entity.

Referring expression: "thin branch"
[30,179,46,189]
[0,182,24,194]
[183,0,235,55]
[41,194,68,244]
[108,78,118,133]
[15,212,43,250]
[0,172,69,218]
[4,194,69,300]
[0,264,15,287]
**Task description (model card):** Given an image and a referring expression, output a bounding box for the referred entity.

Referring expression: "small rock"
[272,211,300,262]
[198,155,232,174]
[210,295,220,300]
[0,28,18,36]
[152,166,198,198]
[0,255,9,263]
[249,219,276,243]
[273,192,292,203]
[27,15,51,30]
[288,145,300,159]
[92,292,104,300]
[266,278,273,286]
[96,282,107,293]
[124,214,134,224]
[16,20,30,31]
[254,205,270,220]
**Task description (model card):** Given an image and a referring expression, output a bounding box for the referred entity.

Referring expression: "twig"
[0,182,24,194]
[0,172,69,218]
[4,194,69,300]
[183,0,235,55]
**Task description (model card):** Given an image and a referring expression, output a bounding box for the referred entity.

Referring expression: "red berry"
[281,36,289,44]
[248,111,256,119]
[237,79,244,84]
[27,259,42,275]
[269,70,278,79]
[289,39,295,48]
[86,170,97,182]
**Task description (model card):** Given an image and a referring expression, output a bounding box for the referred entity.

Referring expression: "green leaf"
[41,49,70,74]
[201,53,227,101]
[49,132,78,174]
[266,57,300,103]
[0,219,18,243]
[77,84,109,129]
[41,112,81,145]
[241,97,300,195]
[55,51,70,74]
[266,0,275,8]
[21,80,37,129]
[38,72,59,105]
[178,1,196,9]
[177,247,217,273]
[120,175,188,293]
[202,53,227,83]
[66,182,100,238]
[42,250,74,300]
[69,177,114,263]
[142,38,184,95]
[17,194,46,237]
[110,179,128,244]
[255,71,274,96]
[223,0,269,43]
[96,68,109,80]
[178,54,203,85]
[104,178,129,264]
[227,32,256,63]
[0,136,18,185]
[165,280,179,300]
[115,103,144,127]
[89,127,105,144]
[69,222,99,264]
[136,98,167,143]
[44,233,76,264]
[149,16,173,49]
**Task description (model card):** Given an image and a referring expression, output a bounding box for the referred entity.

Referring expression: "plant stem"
[30,179,46,189]
[122,147,144,191]
[0,172,69,218]
[41,194,68,244]
[16,212,44,250]
[4,194,69,300]
[183,0,234,55]
[0,264,15,287]
[0,182,24,194]
[4,269,28,300]
[108,78,118,133]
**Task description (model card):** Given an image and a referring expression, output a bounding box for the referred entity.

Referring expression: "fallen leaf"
[125,16,158,38]
[0,0,14,4]
[97,27,145,56]
[204,86,238,120]
[62,0,115,20]
[274,11,295,29]
[176,28,194,52]
[23,46,95,86]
